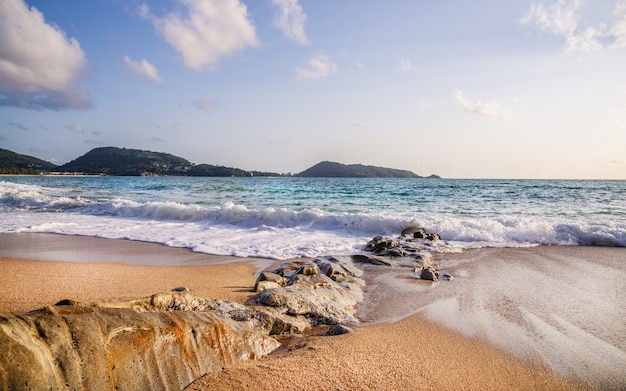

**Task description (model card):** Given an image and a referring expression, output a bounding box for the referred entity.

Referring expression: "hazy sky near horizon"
[1,0,625,179]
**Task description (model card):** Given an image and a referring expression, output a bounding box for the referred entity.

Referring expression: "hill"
[1,148,440,178]
[59,147,192,176]
[0,148,57,174]
[297,161,437,178]
[187,164,280,177]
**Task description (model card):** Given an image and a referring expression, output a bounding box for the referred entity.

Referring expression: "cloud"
[6,121,28,131]
[399,59,415,72]
[612,1,626,47]
[124,56,163,84]
[354,121,368,128]
[520,0,626,51]
[0,0,92,110]
[141,0,258,71]
[296,53,338,81]
[66,124,85,134]
[271,0,308,44]
[453,89,514,121]
[194,98,218,113]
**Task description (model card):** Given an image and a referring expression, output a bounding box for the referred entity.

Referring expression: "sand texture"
[1,233,620,390]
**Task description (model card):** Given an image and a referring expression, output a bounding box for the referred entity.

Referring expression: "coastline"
[1,233,621,389]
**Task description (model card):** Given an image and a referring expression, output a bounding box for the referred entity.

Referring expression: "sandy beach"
[2,233,623,390]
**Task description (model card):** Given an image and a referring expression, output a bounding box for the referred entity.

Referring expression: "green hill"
[1,148,440,178]
[0,148,57,174]
[187,164,279,177]
[297,161,434,178]
[59,147,192,176]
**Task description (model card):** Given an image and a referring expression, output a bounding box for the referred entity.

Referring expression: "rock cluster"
[363,227,451,282]
[252,256,365,327]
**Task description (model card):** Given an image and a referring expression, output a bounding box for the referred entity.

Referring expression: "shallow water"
[358,246,626,389]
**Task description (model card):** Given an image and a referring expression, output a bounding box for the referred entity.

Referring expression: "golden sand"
[0,234,593,390]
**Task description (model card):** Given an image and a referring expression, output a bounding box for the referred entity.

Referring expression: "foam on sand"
[359,246,626,389]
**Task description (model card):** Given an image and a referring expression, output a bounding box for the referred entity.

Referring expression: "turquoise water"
[1,177,625,258]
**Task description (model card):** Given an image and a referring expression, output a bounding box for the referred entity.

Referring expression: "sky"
[1,0,625,179]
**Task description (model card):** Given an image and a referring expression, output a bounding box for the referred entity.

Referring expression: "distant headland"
[0,147,440,178]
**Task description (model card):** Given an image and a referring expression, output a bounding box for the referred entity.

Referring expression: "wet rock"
[401,226,424,237]
[365,236,400,253]
[441,273,454,281]
[295,263,320,276]
[351,253,392,266]
[171,286,189,292]
[254,257,365,327]
[419,266,439,281]
[425,233,440,242]
[254,272,286,291]
[255,280,282,292]
[327,324,353,336]
[0,292,280,391]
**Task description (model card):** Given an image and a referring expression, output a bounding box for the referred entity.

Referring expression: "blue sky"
[1,0,625,178]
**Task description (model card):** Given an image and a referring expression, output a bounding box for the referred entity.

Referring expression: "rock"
[317,260,347,278]
[425,233,440,242]
[255,280,282,292]
[402,226,426,238]
[441,273,454,281]
[257,271,286,285]
[287,273,310,286]
[271,261,305,277]
[351,254,392,266]
[171,286,189,292]
[295,263,320,276]
[254,272,286,291]
[419,266,439,281]
[0,293,280,391]
[256,285,358,325]
[254,257,364,327]
[327,324,353,336]
[400,227,440,242]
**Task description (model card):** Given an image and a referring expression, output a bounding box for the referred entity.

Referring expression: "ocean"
[1,176,624,259]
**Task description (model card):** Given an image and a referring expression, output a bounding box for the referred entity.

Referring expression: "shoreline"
[2,232,622,389]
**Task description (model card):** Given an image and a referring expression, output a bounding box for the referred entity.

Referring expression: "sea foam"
[1,178,625,259]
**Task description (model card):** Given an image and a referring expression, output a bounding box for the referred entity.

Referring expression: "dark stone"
[420,267,439,281]
[351,254,392,266]
[402,227,427,238]
[327,324,353,336]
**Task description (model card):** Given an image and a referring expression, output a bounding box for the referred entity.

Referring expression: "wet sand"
[1,233,621,390]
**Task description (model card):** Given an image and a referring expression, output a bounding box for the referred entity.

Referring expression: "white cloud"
[453,89,514,122]
[141,0,258,71]
[296,53,338,81]
[612,1,626,47]
[520,0,626,51]
[194,98,218,113]
[0,0,91,110]
[271,0,308,44]
[124,56,163,84]
[399,59,415,72]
